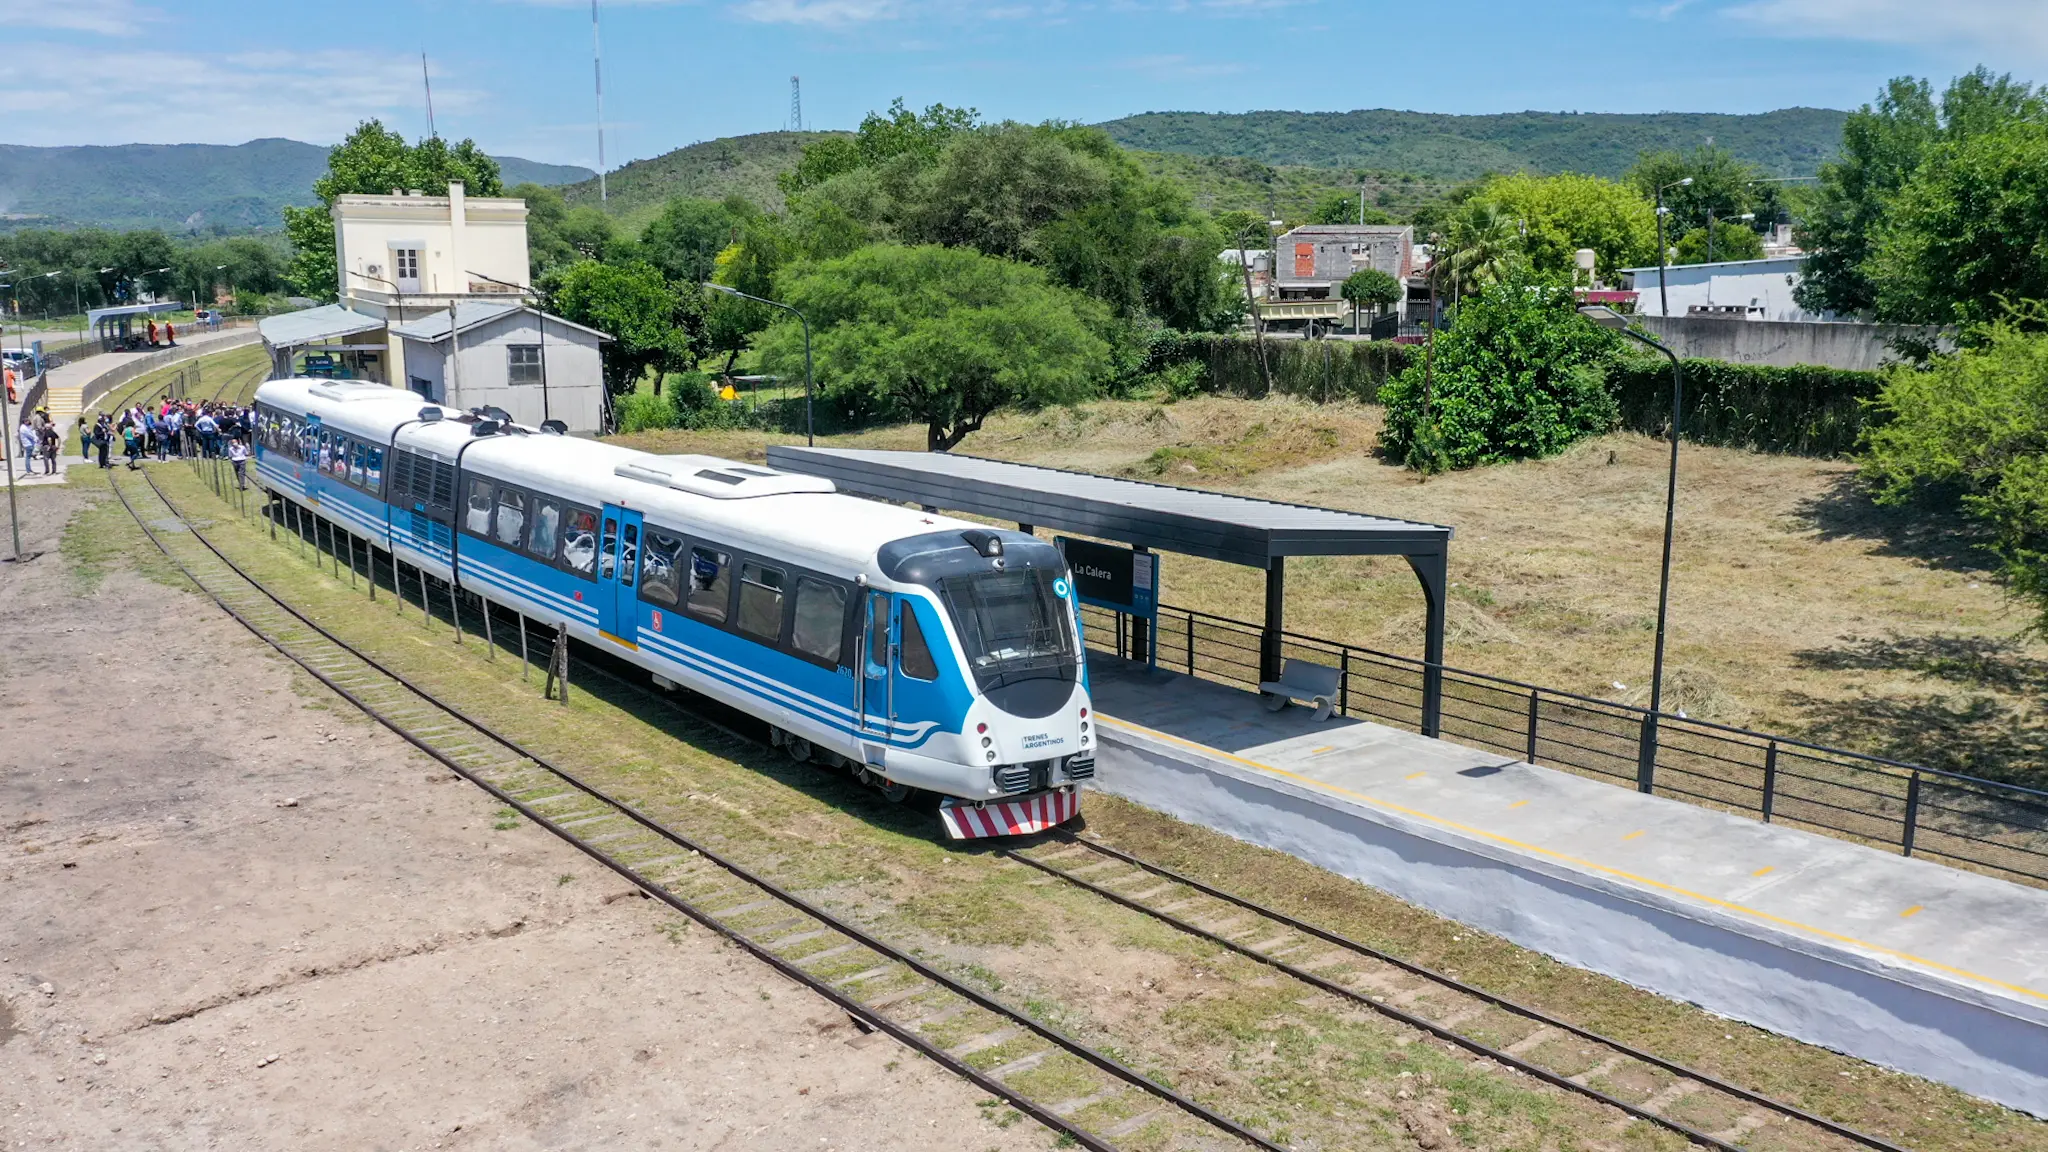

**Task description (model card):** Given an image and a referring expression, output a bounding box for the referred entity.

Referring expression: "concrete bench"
[1259,658,1342,722]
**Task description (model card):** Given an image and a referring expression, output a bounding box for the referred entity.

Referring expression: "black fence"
[1084,602,2048,889]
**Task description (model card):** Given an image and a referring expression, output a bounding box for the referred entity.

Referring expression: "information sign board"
[1055,536,1159,618]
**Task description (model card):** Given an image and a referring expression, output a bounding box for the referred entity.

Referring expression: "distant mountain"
[1098,108,1847,181]
[558,131,835,232]
[0,139,594,234]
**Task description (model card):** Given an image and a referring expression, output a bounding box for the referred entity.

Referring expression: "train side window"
[640,531,683,606]
[527,499,560,561]
[561,508,598,576]
[465,478,494,536]
[599,517,618,580]
[898,605,939,681]
[791,578,846,665]
[365,446,384,492]
[685,547,730,622]
[619,523,639,589]
[348,442,366,487]
[866,593,889,668]
[494,488,526,548]
[736,562,785,643]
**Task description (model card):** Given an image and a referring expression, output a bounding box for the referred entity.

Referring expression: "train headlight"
[985,750,998,761]
[980,736,992,748]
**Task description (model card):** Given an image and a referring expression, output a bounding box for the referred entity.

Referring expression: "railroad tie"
[946,1027,1021,1058]
[829,965,897,989]
[1047,1088,1121,1117]
[1121,882,1181,904]
[1502,1026,1557,1057]
[1709,1112,1775,1143]
[1105,1108,1167,1139]
[1571,1054,1627,1086]
[1627,1080,1703,1121]
[986,1050,1051,1082]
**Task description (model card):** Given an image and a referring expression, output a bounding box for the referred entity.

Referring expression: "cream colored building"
[332,182,531,310]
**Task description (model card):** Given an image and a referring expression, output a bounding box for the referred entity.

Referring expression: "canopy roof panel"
[258,304,387,349]
[766,447,1452,569]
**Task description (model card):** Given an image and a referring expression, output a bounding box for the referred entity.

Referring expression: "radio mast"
[421,52,437,138]
[591,0,607,200]
[789,76,803,133]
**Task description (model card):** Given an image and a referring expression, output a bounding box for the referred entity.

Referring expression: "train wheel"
[878,779,911,804]
[785,736,813,764]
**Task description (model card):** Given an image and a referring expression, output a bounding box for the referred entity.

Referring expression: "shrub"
[1608,356,1882,456]
[614,391,678,433]
[1150,333,1410,403]
[1379,275,1622,470]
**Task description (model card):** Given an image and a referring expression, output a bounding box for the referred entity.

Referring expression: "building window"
[507,344,542,386]
[393,248,420,288]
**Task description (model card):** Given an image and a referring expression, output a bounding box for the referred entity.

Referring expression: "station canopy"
[258,304,386,351]
[767,446,1456,734]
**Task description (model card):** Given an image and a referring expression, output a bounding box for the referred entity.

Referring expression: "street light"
[468,270,552,424]
[701,282,813,446]
[1579,303,1683,793]
[1653,177,1692,318]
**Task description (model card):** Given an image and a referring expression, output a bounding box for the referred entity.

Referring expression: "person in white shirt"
[227,437,250,490]
[16,419,37,476]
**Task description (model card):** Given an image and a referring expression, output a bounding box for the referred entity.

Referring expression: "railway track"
[134,463,1918,1152]
[111,466,1294,1152]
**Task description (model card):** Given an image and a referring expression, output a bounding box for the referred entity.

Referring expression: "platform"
[1084,655,2048,1115]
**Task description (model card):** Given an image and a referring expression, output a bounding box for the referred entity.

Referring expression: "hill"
[1099,108,1847,180]
[0,139,592,234]
[558,131,840,232]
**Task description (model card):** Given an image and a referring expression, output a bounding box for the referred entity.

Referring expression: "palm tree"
[1442,201,1522,295]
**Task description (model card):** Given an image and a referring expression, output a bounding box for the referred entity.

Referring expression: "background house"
[1620,255,1827,321]
[390,301,609,433]
[1272,225,1415,308]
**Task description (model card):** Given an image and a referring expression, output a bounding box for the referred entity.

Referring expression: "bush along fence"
[1083,601,2048,890]
[1149,333,1412,404]
[1609,356,1883,457]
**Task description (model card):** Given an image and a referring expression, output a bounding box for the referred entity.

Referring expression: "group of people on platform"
[84,397,255,487]
[13,408,60,477]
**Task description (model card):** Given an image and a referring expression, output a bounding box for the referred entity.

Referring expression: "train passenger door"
[303,416,326,504]
[857,590,892,767]
[597,504,643,646]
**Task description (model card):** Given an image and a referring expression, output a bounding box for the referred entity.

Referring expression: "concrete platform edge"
[1092,722,2048,1116]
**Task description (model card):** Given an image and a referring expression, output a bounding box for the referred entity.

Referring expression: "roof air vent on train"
[418,407,444,422]
[540,419,568,435]
[960,529,1004,558]
[471,418,502,437]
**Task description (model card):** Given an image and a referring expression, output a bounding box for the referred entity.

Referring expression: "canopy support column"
[1261,557,1286,685]
[1406,549,1447,737]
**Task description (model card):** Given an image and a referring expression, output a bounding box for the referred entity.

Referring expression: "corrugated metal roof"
[388,301,613,344]
[257,304,386,348]
[765,447,1451,569]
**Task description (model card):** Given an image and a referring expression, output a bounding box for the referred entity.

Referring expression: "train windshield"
[939,568,1077,690]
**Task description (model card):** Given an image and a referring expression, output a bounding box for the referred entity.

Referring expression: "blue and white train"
[251,378,1093,838]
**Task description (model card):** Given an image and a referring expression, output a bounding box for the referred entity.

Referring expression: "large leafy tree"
[1797,68,2043,317]
[759,245,1108,450]
[779,99,978,196]
[639,194,754,287]
[1465,171,1655,282]
[1378,273,1622,471]
[515,182,629,279]
[1863,306,2048,630]
[1437,200,1524,295]
[1624,145,1772,240]
[544,259,695,395]
[282,120,503,300]
[1340,268,1402,329]
[1673,217,1766,265]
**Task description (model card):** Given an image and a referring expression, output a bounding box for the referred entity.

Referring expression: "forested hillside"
[1099,108,1846,179]
[558,132,839,232]
[0,139,591,233]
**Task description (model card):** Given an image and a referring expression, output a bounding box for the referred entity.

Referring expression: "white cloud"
[0,0,160,36]
[1724,0,2048,60]
[730,0,903,23]
[0,43,485,146]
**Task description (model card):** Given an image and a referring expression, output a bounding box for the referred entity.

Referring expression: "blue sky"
[1,0,2042,167]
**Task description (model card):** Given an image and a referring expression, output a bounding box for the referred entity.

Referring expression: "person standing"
[146,319,159,348]
[17,418,38,477]
[93,418,111,469]
[38,422,58,475]
[164,320,176,346]
[228,436,249,490]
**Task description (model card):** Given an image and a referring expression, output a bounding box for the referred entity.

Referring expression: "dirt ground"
[0,481,1050,1152]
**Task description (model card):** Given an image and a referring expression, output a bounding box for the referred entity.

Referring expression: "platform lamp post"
[467,271,552,424]
[1652,177,1691,318]
[1579,304,1683,794]
[701,282,812,446]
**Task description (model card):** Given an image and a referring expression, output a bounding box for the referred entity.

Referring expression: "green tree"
[1862,306,2048,630]
[780,99,978,195]
[282,120,504,300]
[1378,273,1622,470]
[1307,189,1392,225]
[902,123,1114,261]
[758,245,1109,450]
[544,259,695,395]
[639,195,753,286]
[515,182,630,278]
[1340,268,1402,330]
[1439,200,1524,295]
[1673,217,1766,265]
[1866,118,2048,326]
[1798,68,2043,316]
[1466,171,1655,282]
[1624,145,1769,239]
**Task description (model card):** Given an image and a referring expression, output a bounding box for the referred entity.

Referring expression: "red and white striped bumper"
[939,788,1081,839]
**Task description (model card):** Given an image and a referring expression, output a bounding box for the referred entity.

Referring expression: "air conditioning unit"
[366,263,383,278]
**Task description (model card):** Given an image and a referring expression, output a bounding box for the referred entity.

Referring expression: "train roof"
[260,376,987,579]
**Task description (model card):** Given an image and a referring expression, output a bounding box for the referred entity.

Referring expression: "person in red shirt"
[146,319,159,347]
[164,321,176,346]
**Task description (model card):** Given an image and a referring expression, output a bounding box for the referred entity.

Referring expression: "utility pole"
[422,52,437,138]
[591,0,607,201]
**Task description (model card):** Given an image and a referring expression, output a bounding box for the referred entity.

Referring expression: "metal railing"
[1084,602,2048,889]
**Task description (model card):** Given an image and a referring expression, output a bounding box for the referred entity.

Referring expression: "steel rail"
[113,470,1289,1152]
[1012,833,1907,1152]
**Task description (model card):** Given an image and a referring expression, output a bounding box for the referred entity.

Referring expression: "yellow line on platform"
[1901,905,1925,918]
[1405,772,1427,781]
[1623,830,1646,841]
[1753,866,1776,877]
[1097,712,2046,1003]
[1509,800,1530,809]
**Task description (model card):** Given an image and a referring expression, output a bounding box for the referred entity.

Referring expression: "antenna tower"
[421,52,437,138]
[789,76,802,133]
[592,0,608,201]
